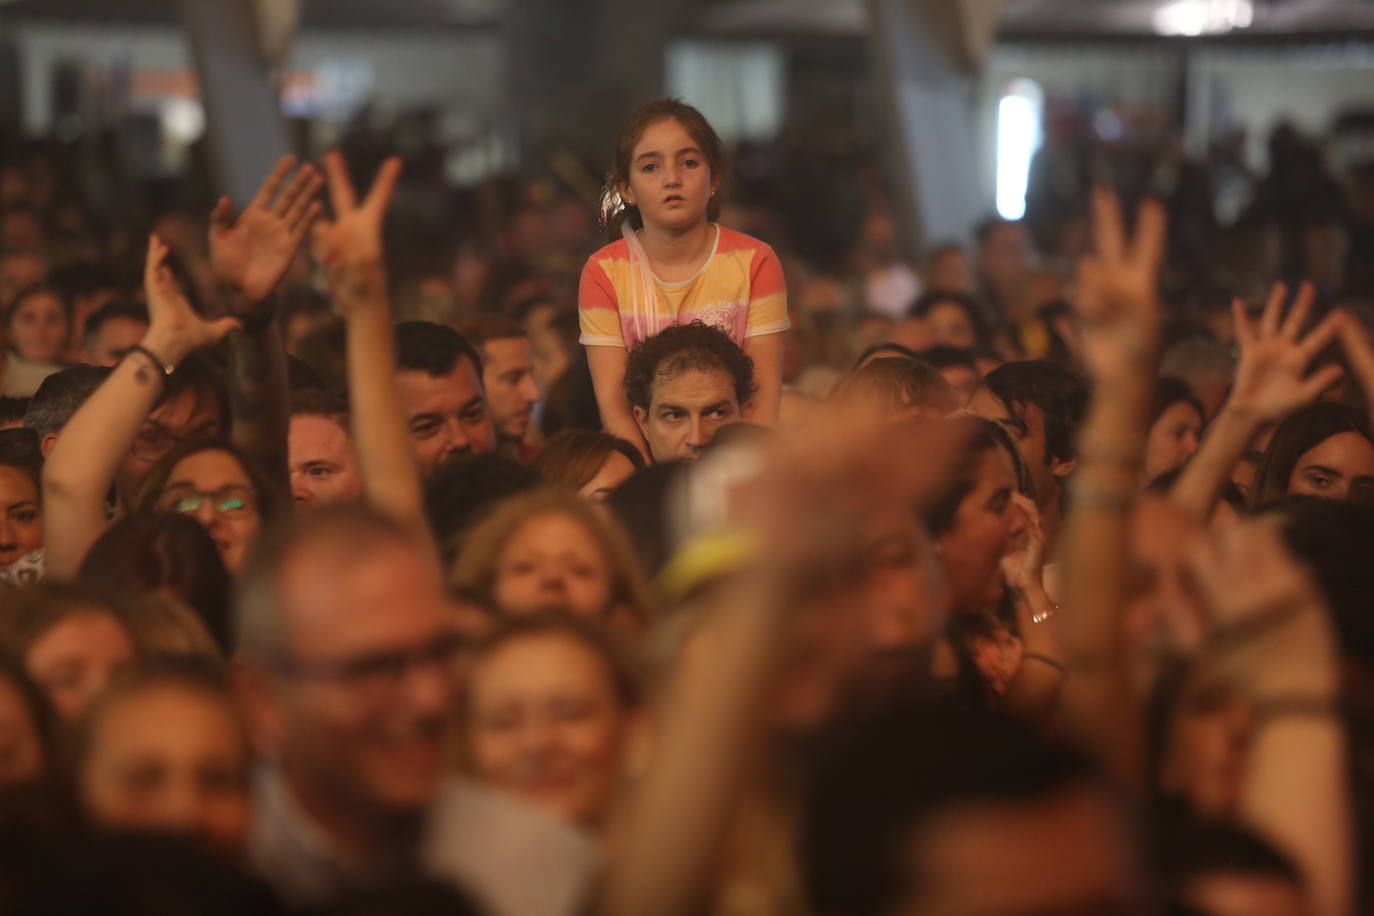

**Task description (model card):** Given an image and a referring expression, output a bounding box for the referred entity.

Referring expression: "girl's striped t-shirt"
[578,224,790,351]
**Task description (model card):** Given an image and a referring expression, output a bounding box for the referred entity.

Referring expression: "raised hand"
[1001,492,1047,599]
[209,155,322,304]
[1072,188,1167,379]
[144,234,242,365]
[1182,520,1338,697]
[311,151,402,308]
[1227,282,1343,422]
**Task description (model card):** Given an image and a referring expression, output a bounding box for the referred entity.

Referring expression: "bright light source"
[162,98,205,144]
[996,81,1042,222]
[1153,0,1252,37]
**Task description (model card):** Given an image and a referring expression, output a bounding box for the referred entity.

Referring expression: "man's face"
[289,414,363,508]
[115,389,222,504]
[633,366,740,463]
[270,537,460,815]
[85,316,150,368]
[899,785,1139,916]
[967,388,1072,507]
[481,336,541,444]
[396,358,497,478]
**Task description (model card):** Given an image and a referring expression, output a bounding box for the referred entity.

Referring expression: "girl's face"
[622,117,717,234]
[0,465,42,568]
[0,675,45,786]
[937,446,1023,615]
[155,449,261,574]
[466,634,630,828]
[494,513,615,620]
[7,291,68,363]
[926,301,977,349]
[26,610,136,721]
[1144,401,1203,482]
[1286,431,1374,501]
[80,685,252,856]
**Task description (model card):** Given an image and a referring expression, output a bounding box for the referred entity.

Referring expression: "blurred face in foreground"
[80,683,252,856]
[26,610,136,722]
[263,536,462,818]
[494,512,616,621]
[466,632,632,828]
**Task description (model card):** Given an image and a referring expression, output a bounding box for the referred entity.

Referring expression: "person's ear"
[617,179,635,209]
[40,434,58,459]
[1050,454,1078,480]
[632,405,649,438]
[741,398,755,421]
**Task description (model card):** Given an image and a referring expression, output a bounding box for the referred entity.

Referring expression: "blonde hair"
[449,489,654,629]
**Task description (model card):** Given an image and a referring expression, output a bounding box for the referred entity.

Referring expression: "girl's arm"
[586,345,650,458]
[312,152,435,560]
[1169,283,1341,519]
[743,333,782,426]
[44,237,241,578]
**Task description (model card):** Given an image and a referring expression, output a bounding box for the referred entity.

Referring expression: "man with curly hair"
[623,321,756,463]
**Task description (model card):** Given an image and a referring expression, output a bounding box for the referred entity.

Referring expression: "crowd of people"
[0,88,1369,916]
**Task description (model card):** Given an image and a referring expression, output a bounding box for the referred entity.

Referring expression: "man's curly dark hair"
[623,321,757,411]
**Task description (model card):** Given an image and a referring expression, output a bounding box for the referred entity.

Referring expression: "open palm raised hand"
[144,234,242,365]
[1228,282,1343,423]
[209,155,322,305]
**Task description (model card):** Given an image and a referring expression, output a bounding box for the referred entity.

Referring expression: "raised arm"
[743,333,782,426]
[43,236,240,578]
[586,345,650,458]
[1185,523,1352,916]
[209,155,323,509]
[602,417,964,916]
[311,152,433,558]
[1169,283,1341,517]
[1056,188,1166,794]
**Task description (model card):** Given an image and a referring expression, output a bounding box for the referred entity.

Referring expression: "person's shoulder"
[585,237,630,266]
[716,225,778,258]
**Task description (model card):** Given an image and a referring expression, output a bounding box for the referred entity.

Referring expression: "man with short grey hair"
[235,506,596,915]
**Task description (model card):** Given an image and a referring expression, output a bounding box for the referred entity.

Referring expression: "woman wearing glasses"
[134,440,280,575]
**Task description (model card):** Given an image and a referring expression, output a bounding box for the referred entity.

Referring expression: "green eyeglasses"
[156,484,258,518]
